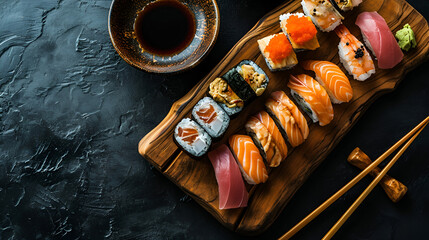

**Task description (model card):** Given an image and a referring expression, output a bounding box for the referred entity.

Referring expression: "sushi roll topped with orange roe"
[280,13,320,51]
[257,32,298,71]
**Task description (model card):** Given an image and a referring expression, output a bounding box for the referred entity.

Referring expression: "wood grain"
[138,0,429,235]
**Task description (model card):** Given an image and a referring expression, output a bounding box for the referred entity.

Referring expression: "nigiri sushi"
[330,0,363,11]
[270,91,310,141]
[301,0,343,32]
[301,60,353,103]
[209,77,244,116]
[288,74,334,126]
[174,118,212,157]
[355,12,403,69]
[334,24,375,81]
[229,135,268,184]
[254,111,288,160]
[265,92,309,147]
[257,32,298,71]
[192,97,230,138]
[279,13,320,51]
[245,117,283,167]
[208,144,248,210]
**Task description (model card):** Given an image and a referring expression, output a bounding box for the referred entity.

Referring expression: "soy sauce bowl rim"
[108,0,220,74]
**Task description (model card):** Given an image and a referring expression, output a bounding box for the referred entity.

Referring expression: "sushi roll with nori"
[279,13,320,51]
[174,118,211,157]
[235,60,269,96]
[192,97,230,138]
[208,77,244,116]
[222,68,256,102]
[257,33,298,71]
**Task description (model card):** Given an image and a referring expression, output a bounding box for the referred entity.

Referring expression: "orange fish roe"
[264,33,292,64]
[285,15,317,44]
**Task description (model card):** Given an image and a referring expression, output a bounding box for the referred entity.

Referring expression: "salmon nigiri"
[301,60,353,104]
[254,111,288,159]
[288,74,334,126]
[270,91,309,146]
[266,98,306,147]
[245,117,282,167]
[229,135,268,184]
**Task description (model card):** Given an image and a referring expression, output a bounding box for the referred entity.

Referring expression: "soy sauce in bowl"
[134,0,196,56]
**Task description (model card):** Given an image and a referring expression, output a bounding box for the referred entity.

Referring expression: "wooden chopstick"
[279,116,429,240]
[321,122,427,239]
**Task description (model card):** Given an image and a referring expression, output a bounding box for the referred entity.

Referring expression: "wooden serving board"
[139,0,429,235]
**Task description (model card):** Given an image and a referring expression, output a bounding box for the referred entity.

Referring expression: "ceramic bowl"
[108,0,220,73]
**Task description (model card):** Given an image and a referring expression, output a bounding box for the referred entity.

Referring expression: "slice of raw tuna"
[208,144,248,209]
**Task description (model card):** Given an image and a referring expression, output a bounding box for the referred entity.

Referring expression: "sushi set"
[139,0,429,235]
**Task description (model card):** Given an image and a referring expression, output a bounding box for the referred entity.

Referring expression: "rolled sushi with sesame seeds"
[235,60,269,96]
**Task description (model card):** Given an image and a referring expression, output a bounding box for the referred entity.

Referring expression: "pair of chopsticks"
[279,116,429,240]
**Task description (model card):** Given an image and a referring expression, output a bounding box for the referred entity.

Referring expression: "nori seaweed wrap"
[222,68,255,102]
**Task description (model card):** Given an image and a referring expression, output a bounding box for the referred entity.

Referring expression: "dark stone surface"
[0,0,428,239]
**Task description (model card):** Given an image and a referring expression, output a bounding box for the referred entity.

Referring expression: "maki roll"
[208,77,244,116]
[235,60,269,96]
[301,0,343,32]
[174,118,211,157]
[279,13,320,51]
[288,74,334,126]
[245,116,283,167]
[192,97,230,138]
[222,68,255,102]
[222,60,268,102]
[257,33,298,71]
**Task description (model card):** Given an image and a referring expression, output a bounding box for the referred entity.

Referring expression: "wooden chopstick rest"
[347,147,408,203]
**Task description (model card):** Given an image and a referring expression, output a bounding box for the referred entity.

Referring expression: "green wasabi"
[395,24,417,51]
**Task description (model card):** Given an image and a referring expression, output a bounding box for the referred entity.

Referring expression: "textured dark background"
[0,0,428,239]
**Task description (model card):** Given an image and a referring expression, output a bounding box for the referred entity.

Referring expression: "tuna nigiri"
[288,74,334,126]
[245,117,283,167]
[208,144,248,210]
[355,12,403,69]
[254,111,288,159]
[301,60,353,103]
[335,24,375,81]
[229,135,268,184]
